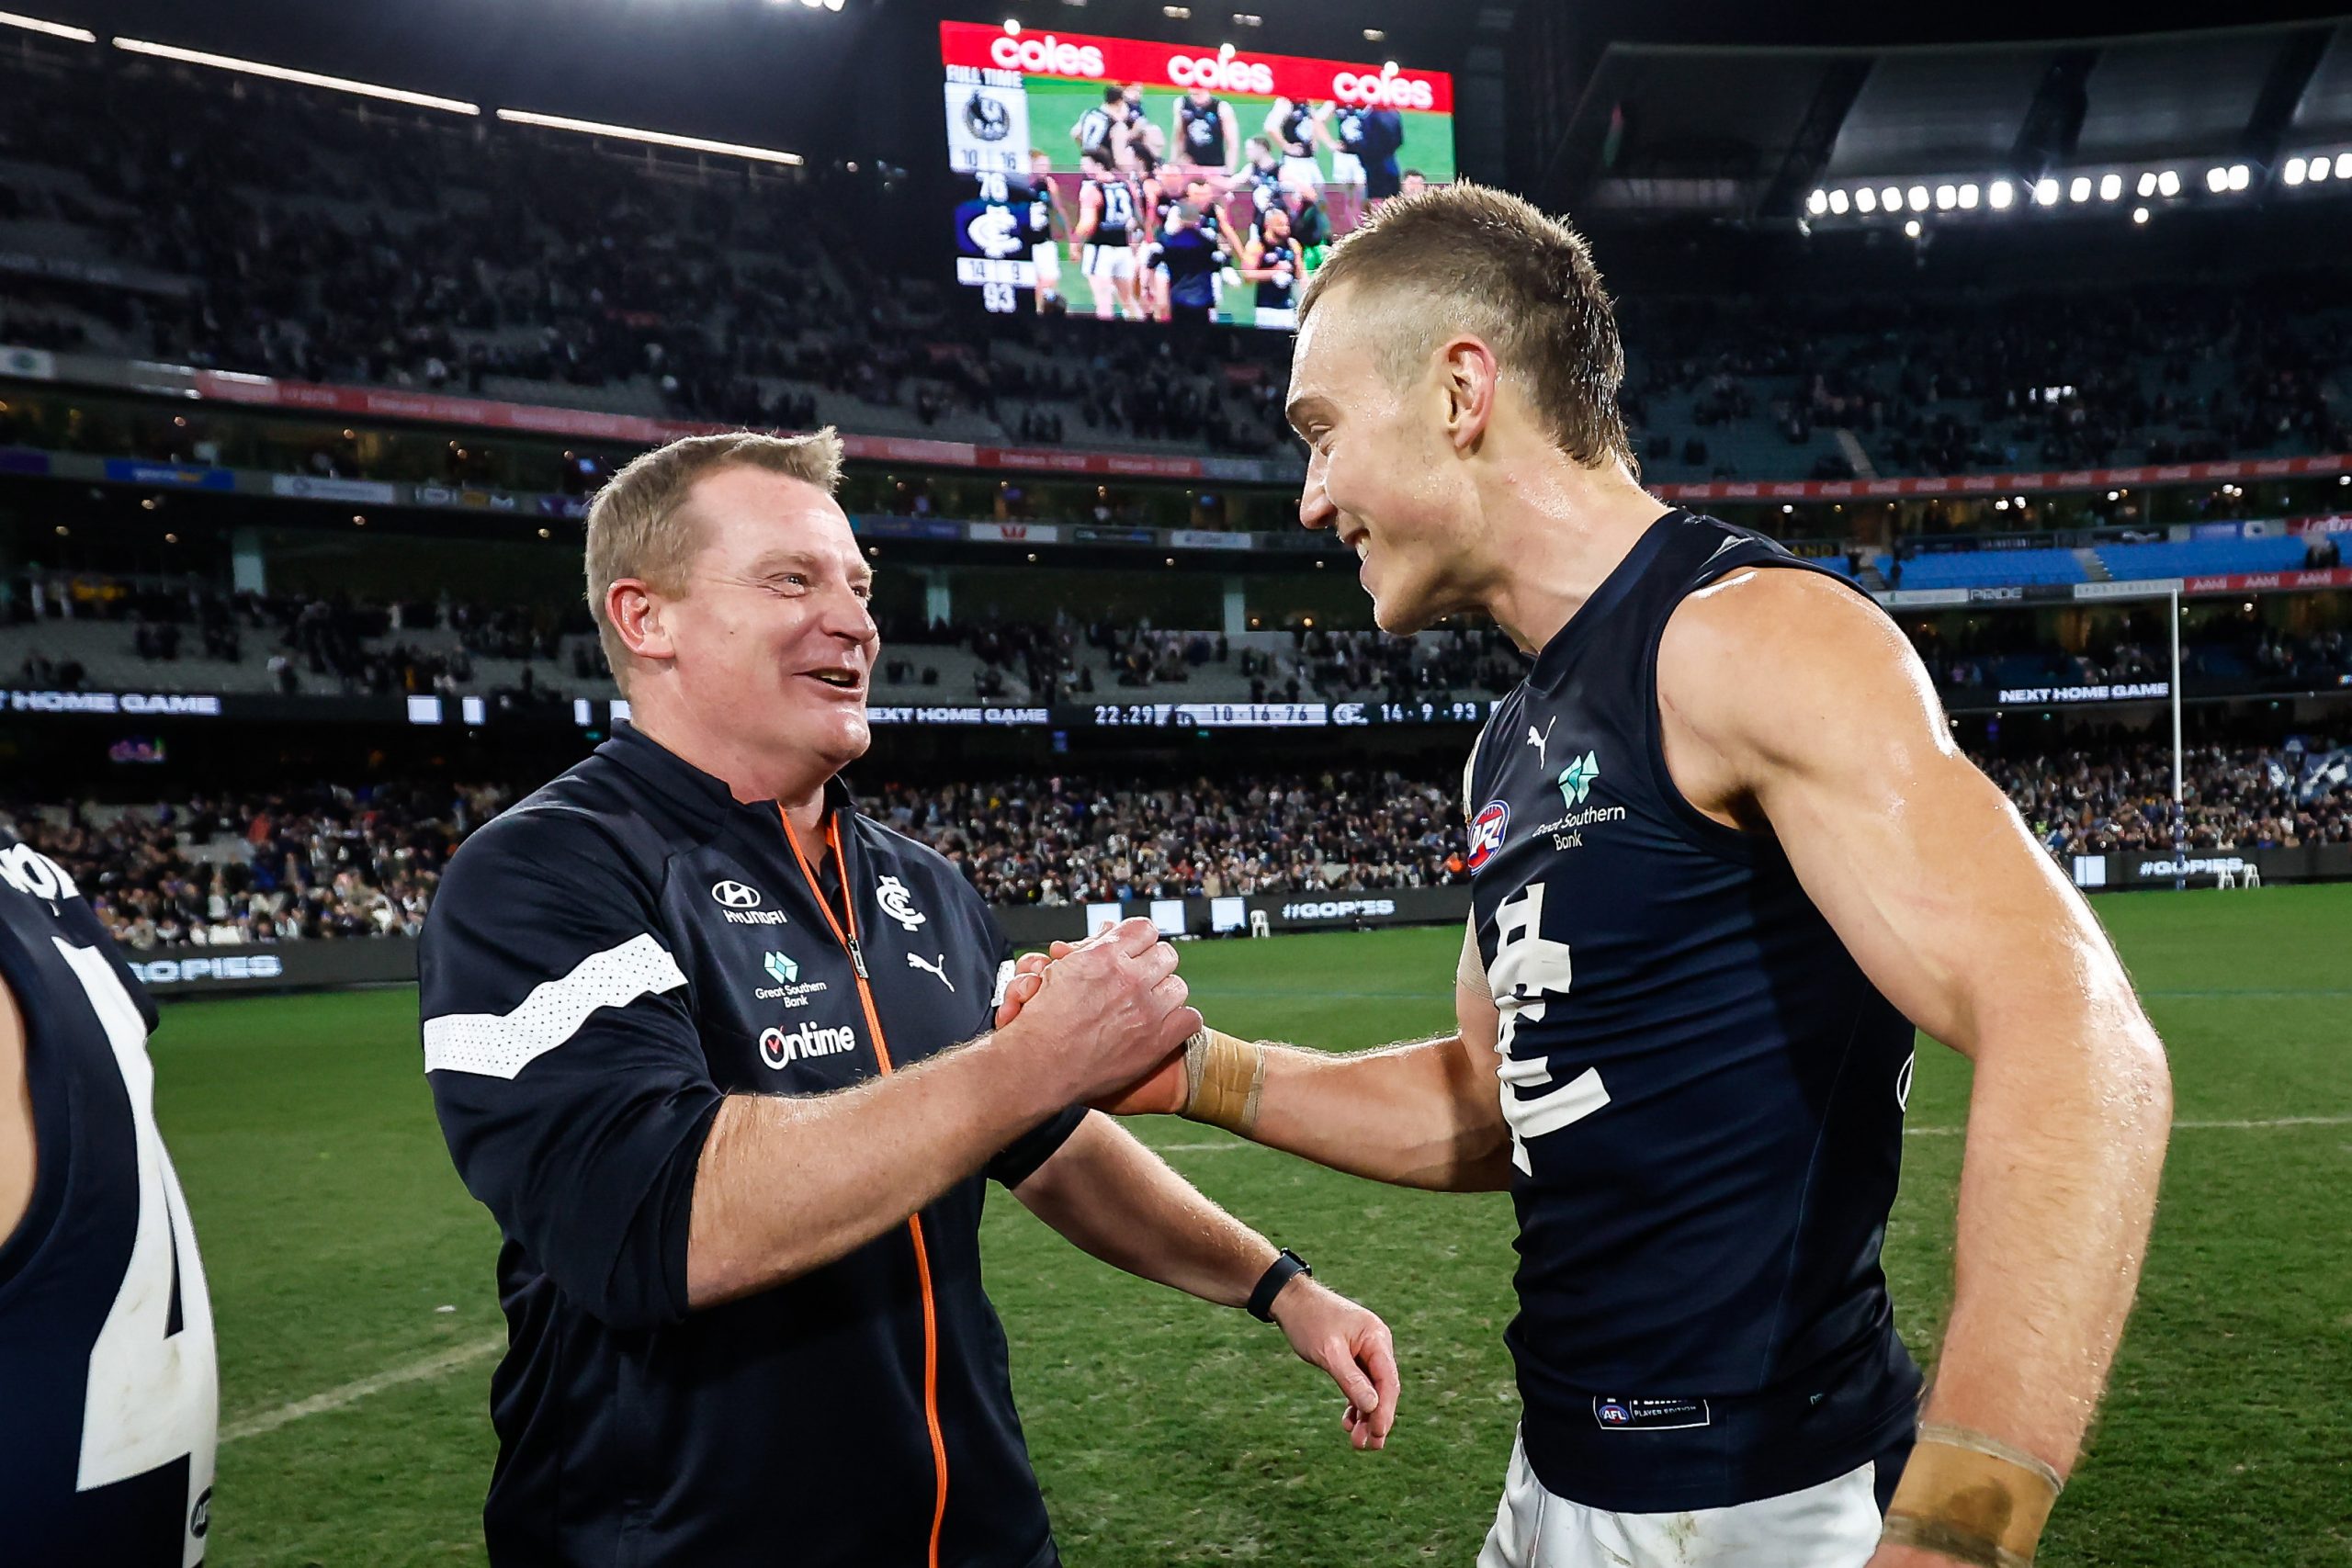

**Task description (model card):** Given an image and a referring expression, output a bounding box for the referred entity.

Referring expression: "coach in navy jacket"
[420,429,1399,1568]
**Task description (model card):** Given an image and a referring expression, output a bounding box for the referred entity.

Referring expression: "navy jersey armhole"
[1638,554,1885,865]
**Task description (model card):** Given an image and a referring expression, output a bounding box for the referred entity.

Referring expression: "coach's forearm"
[1241,1036,1512,1192]
[1016,1111,1276,1306]
[685,1033,1062,1310]
[1924,1010,2171,1474]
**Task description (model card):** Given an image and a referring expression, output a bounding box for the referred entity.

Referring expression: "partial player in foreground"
[1022,183,2174,1568]
[1,827,219,1565]
[420,430,1397,1567]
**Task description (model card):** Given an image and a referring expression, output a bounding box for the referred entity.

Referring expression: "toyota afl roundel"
[1467,799,1510,872]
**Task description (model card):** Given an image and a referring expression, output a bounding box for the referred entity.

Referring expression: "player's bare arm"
[1657,566,2172,1551]
[687,919,1200,1308]
[1010,921,1512,1191]
[0,978,33,1247]
[1007,1110,1401,1448]
[1072,180,1102,243]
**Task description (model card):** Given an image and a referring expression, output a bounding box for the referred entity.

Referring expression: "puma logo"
[907,952,956,991]
[1526,716,1558,767]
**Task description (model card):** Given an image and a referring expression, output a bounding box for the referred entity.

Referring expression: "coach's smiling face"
[634,464,878,793]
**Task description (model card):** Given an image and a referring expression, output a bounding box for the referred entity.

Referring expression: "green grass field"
[158,886,2352,1565]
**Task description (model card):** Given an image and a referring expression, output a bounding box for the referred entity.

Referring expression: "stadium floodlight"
[2031,177,2059,206]
[2068,175,2091,202]
[2228,164,2250,191]
[2313,155,2335,184]
[1880,186,1901,212]
[1807,188,1829,215]
[0,9,96,42]
[1989,179,2015,209]
[2336,152,2352,179]
[1003,17,1019,32]
[1903,218,1921,238]
[1828,188,1850,214]
[494,108,802,164]
[2157,169,2180,197]
[1958,183,1979,209]
[1162,4,1191,15]
[1855,186,1878,214]
[1934,184,1956,209]
[2098,173,2121,200]
[2136,171,2157,197]
[2283,157,2307,186]
[2205,165,2228,193]
[1906,185,1929,212]
[111,37,481,113]
[2132,205,2149,225]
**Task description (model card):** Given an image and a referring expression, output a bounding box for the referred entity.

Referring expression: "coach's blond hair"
[1297,181,1634,472]
[583,428,844,692]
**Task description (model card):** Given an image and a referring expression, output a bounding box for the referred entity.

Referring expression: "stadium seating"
[2093,535,2312,581]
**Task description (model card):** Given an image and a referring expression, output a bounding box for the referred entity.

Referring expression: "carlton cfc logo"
[1466,800,1510,873]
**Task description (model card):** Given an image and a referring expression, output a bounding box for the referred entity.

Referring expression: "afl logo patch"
[1466,800,1510,873]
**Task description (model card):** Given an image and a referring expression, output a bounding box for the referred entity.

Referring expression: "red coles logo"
[1467,800,1510,873]
[989,33,1107,77]
[1330,67,1435,109]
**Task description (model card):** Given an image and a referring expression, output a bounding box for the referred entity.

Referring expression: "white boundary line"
[225,1111,2352,1439]
[220,1336,502,1444]
[1150,1114,2352,1154]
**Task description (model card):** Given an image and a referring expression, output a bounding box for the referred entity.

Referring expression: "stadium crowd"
[5,579,592,700]
[6,783,509,949]
[0,57,1291,457]
[8,740,2344,946]
[5,54,2348,479]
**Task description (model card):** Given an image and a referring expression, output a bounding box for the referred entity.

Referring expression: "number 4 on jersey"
[1487,882,1610,1176]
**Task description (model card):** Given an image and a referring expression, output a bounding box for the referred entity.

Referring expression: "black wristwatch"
[1247,1248,1312,1322]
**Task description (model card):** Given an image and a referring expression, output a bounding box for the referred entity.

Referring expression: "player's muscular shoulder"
[1656,565,1933,829]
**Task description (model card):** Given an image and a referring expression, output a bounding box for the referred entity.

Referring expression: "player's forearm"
[1925,1008,2171,1474]
[685,1032,1063,1308]
[1243,1036,1511,1191]
[1016,1112,1275,1307]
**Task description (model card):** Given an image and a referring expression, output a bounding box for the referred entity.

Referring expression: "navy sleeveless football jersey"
[1464,512,1921,1513]
[0,829,218,1565]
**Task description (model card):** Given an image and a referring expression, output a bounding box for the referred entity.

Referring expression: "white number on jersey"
[1487,882,1611,1176]
[52,937,218,1566]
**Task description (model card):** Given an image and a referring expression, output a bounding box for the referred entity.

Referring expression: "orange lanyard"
[775,804,943,1562]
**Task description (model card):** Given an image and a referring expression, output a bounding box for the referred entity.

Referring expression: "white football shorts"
[1476,1429,1887,1568]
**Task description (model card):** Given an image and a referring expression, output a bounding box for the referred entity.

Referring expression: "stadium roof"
[1550,14,2352,220]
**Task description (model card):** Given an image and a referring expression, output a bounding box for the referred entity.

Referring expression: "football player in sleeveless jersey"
[1,829,219,1566]
[1023,183,2173,1568]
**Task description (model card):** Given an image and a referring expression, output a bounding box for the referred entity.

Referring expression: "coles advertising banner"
[940,21,1453,329]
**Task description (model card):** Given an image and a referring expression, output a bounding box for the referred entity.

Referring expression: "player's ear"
[607,579,677,667]
[1436,335,1498,453]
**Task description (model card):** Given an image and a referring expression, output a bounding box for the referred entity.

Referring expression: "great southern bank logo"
[1556,751,1600,809]
[764,951,798,985]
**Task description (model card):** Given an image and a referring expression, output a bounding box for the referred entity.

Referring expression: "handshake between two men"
[981,915,1405,1454]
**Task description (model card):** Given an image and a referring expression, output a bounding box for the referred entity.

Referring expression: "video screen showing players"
[942,21,1455,328]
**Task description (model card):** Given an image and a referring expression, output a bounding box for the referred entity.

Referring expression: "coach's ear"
[606,578,676,670]
[1434,333,1498,454]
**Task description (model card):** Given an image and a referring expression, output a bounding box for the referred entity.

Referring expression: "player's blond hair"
[1296,181,1634,473]
[583,429,844,693]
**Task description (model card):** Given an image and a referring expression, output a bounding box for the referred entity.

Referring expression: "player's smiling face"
[1287,286,1480,636]
[665,466,877,777]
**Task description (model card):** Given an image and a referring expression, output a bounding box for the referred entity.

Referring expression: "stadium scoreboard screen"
[941,21,1455,327]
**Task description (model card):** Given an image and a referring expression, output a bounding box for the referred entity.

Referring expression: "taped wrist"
[1881,1423,2064,1568]
[1182,1027,1265,1134]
